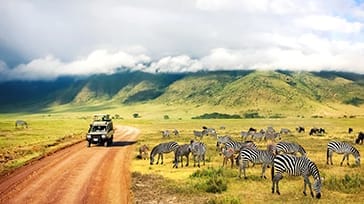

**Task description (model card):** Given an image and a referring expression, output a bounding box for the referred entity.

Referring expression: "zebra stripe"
[216,135,233,150]
[275,141,306,157]
[189,140,206,167]
[150,141,179,165]
[238,147,275,179]
[225,140,257,153]
[173,144,191,168]
[327,141,360,166]
[271,154,322,199]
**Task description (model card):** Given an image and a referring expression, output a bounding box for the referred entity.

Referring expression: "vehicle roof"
[91,121,111,126]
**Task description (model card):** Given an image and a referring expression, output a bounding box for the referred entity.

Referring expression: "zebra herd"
[145,126,362,199]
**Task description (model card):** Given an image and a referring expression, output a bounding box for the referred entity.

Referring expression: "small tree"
[164,115,170,120]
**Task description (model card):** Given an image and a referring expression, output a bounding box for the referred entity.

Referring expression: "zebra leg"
[261,164,267,179]
[185,155,189,167]
[304,176,314,197]
[181,156,184,167]
[340,154,347,166]
[346,154,350,166]
[156,154,160,164]
[243,161,248,179]
[161,154,164,165]
[272,174,283,195]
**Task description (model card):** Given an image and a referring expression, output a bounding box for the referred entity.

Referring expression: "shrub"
[325,174,363,193]
[163,115,169,120]
[243,112,263,118]
[190,167,228,193]
[192,112,242,119]
[343,97,364,106]
[207,196,241,204]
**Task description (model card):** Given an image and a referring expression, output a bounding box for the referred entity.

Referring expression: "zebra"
[224,139,257,154]
[202,126,217,138]
[150,141,179,165]
[280,128,291,135]
[237,145,275,179]
[251,132,265,141]
[240,131,251,141]
[193,130,207,140]
[189,140,206,167]
[275,141,306,157]
[161,130,170,138]
[271,154,322,199]
[216,135,233,150]
[219,146,235,168]
[326,141,360,166]
[265,132,281,141]
[173,144,191,168]
[172,128,180,136]
[15,120,28,128]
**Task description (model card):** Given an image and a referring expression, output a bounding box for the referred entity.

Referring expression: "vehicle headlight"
[101,135,106,139]
[86,134,91,139]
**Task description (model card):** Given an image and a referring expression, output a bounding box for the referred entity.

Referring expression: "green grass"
[1,104,364,203]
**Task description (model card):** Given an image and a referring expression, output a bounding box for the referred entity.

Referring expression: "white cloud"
[296,15,363,33]
[0,0,364,81]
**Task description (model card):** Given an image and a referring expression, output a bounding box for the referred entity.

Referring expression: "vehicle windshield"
[92,125,106,132]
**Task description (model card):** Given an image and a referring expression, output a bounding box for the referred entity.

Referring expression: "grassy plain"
[1,103,364,203]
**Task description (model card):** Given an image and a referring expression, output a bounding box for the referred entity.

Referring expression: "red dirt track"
[0,125,139,204]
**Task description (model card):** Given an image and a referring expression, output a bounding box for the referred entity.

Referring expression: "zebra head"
[313,178,322,199]
[355,156,360,166]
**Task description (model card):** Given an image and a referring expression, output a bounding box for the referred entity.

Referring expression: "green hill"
[0,70,363,117]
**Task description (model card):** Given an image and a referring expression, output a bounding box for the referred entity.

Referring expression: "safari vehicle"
[86,114,114,147]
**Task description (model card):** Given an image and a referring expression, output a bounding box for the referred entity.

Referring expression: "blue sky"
[0,0,363,81]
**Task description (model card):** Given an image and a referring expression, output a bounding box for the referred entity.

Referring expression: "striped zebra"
[150,141,179,165]
[216,135,233,150]
[326,141,360,166]
[173,144,191,168]
[202,126,217,138]
[225,140,257,154]
[275,141,306,157]
[193,130,207,140]
[189,140,206,167]
[238,145,275,179]
[271,154,322,199]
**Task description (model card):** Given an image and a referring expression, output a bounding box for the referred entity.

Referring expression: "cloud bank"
[0,0,364,81]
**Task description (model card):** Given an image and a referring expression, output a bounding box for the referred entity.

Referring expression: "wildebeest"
[296,126,305,133]
[15,120,28,128]
[309,127,325,136]
[355,132,364,144]
[348,128,353,134]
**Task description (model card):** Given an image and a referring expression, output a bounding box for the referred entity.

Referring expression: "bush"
[163,115,169,120]
[190,167,228,194]
[343,97,364,106]
[243,112,263,118]
[192,112,242,119]
[326,174,363,193]
[207,196,241,204]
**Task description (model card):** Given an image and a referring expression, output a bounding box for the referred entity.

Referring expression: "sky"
[0,0,364,81]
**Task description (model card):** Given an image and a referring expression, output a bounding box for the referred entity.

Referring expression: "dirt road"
[0,125,139,204]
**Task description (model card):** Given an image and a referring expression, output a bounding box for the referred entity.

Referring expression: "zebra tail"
[326,148,329,163]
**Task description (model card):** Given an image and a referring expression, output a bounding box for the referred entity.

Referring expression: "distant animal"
[296,126,305,133]
[271,154,322,199]
[161,130,170,138]
[172,129,180,136]
[193,130,207,140]
[248,127,257,133]
[202,126,217,137]
[275,141,306,157]
[150,141,179,165]
[173,144,191,168]
[309,128,325,136]
[15,120,28,128]
[189,140,206,167]
[327,141,360,166]
[355,132,364,144]
[348,128,353,134]
[137,144,149,160]
[280,128,291,135]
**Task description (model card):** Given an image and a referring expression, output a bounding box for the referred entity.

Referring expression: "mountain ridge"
[0,70,363,116]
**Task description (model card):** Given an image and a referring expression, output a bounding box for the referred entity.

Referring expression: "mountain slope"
[0,70,363,116]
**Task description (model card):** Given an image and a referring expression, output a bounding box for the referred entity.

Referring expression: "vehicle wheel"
[87,142,91,147]
[104,141,108,147]
[108,139,113,146]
